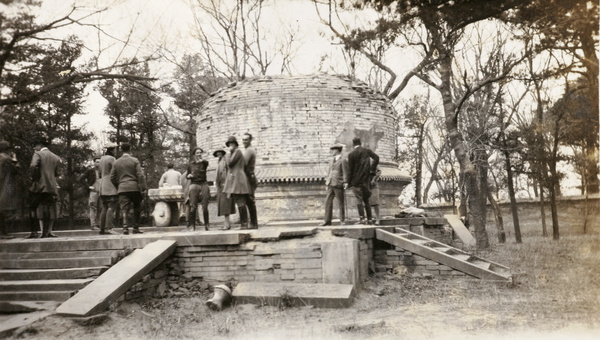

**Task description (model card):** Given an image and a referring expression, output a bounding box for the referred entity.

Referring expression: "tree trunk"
[503,148,522,243]
[579,23,600,193]
[423,141,446,204]
[539,188,548,237]
[486,176,505,243]
[415,123,425,206]
[439,56,489,249]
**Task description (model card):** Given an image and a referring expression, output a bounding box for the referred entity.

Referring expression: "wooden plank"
[444,214,476,248]
[375,229,510,281]
[232,282,355,308]
[56,240,176,316]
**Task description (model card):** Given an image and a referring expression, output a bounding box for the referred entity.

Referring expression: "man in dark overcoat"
[110,143,146,235]
[347,137,379,224]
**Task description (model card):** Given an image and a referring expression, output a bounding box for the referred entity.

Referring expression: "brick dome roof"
[197,74,410,184]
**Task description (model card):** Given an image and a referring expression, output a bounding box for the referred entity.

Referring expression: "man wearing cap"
[320,143,349,226]
[214,149,235,230]
[110,143,146,235]
[29,137,61,238]
[0,141,19,239]
[347,137,379,225]
[242,132,258,229]
[80,155,102,230]
[99,144,118,235]
[186,147,210,230]
[223,136,251,229]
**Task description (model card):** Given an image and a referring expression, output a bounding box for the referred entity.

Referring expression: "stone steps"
[0,279,94,291]
[0,257,115,269]
[0,241,122,313]
[0,250,121,260]
[0,291,74,302]
[0,267,108,281]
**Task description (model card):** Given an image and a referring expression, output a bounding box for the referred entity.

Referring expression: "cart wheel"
[152,201,171,227]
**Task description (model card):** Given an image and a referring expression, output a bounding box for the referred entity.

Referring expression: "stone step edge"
[232,282,355,309]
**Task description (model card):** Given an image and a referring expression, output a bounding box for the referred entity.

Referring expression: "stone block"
[232,282,355,308]
[321,239,359,288]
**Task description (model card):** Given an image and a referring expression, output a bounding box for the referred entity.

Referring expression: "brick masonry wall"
[120,262,169,302]
[373,247,468,278]
[421,195,600,236]
[164,242,325,286]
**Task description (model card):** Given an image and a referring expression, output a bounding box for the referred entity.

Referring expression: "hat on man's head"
[92,154,101,160]
[213,149,226,157]
[330,143,344,151]
[225,136,238,147]
[0,141,11,152]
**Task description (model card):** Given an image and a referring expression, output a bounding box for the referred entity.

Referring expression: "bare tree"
[188,0,302,81]
[0,3,156,107]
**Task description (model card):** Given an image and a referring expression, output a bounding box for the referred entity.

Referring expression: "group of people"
[156,132,259,230]
[0,133,382,239]
[81,142,147,236]
[0,137,63,239]
[0,137,148,239]
[321,137,381,226]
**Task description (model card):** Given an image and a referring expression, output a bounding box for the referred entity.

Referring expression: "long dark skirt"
[217,189,236,216]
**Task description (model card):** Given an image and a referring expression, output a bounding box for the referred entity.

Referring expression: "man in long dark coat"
[347,137,379,224]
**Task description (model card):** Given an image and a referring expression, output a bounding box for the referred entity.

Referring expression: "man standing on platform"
[0,141,19,239]
[186,147,210,230]
[99,144,118,235]
[320,143,348,226]
[242,133,258,229]
[347,137,379,225]
[29,137,61,238]
[110,143,146,235]
[224,136,251,229]
[80,155,102,230]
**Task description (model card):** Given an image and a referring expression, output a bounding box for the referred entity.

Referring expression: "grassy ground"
[7,217,600,339]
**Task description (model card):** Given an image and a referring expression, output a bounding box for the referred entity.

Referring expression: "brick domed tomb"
[197,74,411,222]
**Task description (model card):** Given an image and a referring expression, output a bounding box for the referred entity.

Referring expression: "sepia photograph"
[0,0,598,339]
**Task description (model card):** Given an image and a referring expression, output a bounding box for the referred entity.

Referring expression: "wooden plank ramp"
[444,214,476,248]
[55,240,176,316]
[376,229,511,282]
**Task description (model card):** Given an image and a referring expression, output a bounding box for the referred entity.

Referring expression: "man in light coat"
[99,144,118,235]
[321,143,349,226]
[223,136,251,229]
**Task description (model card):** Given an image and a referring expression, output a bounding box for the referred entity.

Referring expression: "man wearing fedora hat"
[214,149,236,230]
[320,143,349,226]
[242,132,258,229]
[223,136,251,229]
[0,141,19,239]
[186,147,210,230]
